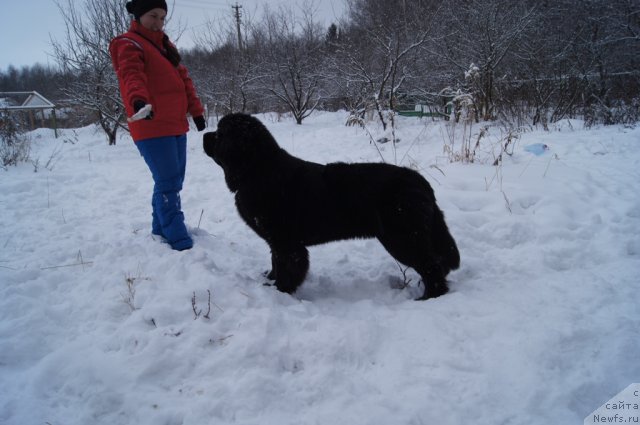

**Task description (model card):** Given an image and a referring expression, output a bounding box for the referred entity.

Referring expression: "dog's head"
[203,113,280,192]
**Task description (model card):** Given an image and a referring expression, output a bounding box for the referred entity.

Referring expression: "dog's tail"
[432,206,460,274]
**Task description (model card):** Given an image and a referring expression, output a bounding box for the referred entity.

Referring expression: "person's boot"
[155,192,193,251]
[151,210,164,237]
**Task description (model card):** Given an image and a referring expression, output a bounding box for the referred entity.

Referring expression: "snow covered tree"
[568,0,640,124]
[51,0,130,145]
[45,0,638,130]
[332,0,442,130]
[438,0,538,121]
[190,11,262,116]
[259,5,327,124]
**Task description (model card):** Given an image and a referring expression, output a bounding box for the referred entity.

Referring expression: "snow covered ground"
[1,111,639,425]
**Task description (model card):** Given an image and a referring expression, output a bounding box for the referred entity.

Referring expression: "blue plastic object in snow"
[524,143,549,156]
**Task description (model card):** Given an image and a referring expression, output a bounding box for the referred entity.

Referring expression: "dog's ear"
[243,115,280,150]
[217,113,280,154]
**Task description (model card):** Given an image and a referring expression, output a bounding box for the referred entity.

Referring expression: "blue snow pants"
[136,134,193,251]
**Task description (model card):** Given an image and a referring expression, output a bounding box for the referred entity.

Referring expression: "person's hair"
[163,35,181,67]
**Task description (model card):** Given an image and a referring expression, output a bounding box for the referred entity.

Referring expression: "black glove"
[193,115,207,131]
[133,100,153,120]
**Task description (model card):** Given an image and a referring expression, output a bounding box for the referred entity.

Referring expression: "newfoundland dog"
[203,113,460,300]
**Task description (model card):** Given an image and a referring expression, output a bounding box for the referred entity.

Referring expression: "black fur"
[203,113,460,300]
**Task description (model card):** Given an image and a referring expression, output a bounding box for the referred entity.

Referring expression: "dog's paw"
[415,284,449,301]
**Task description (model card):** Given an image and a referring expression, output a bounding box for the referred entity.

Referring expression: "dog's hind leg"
[414,264,449,300]
[270,246,309,295]
[432,207,460,275]
[378,231,449,300]
[264,254,277,280]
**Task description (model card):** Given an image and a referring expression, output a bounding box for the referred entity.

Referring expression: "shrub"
[0,111,31,167]
[585,98,640,128]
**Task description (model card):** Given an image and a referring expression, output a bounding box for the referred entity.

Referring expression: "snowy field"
[1,111,639,425]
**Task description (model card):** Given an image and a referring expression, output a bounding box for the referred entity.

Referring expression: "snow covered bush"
[0,110,31,167]
[585,98,640,128]
[443,90,484,163]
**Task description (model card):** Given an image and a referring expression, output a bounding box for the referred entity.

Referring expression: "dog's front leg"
[270,245,309,294]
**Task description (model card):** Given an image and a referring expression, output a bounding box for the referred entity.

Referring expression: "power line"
[172,0,232,31]
[179,0,229,8]
[177,4,227,12]
[176,0,229,12]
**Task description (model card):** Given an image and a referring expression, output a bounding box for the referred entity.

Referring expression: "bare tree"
[258,5,327,124]
[51,0,131,145]
[502,0,640,126]
[41,0,638,131]
[0,64,65,102]
[190,10,262,116]
[333,0,442,130]
[572,0,640,117]
[439,0,538,121]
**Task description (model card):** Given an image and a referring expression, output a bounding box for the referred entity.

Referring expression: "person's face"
[139,8,166,31]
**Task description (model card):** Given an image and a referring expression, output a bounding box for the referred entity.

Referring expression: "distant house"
[0,91,58,137]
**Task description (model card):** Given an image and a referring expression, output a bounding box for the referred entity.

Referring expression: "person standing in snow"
[109,0,206,251]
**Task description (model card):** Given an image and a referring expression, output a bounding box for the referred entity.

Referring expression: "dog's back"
[324,162,460,274]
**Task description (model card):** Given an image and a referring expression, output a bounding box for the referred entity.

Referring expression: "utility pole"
[232,3,243,50]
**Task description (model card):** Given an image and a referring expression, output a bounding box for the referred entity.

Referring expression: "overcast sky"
[0,0,345,71]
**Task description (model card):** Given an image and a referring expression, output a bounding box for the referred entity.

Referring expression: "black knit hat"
[125,0,168,19]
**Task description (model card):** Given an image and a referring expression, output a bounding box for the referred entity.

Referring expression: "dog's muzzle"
[203,131,218,158]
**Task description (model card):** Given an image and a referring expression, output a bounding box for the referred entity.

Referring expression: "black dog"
[203,113,460,300]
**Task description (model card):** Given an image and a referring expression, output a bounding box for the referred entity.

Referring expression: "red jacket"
[109,21,204,141]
